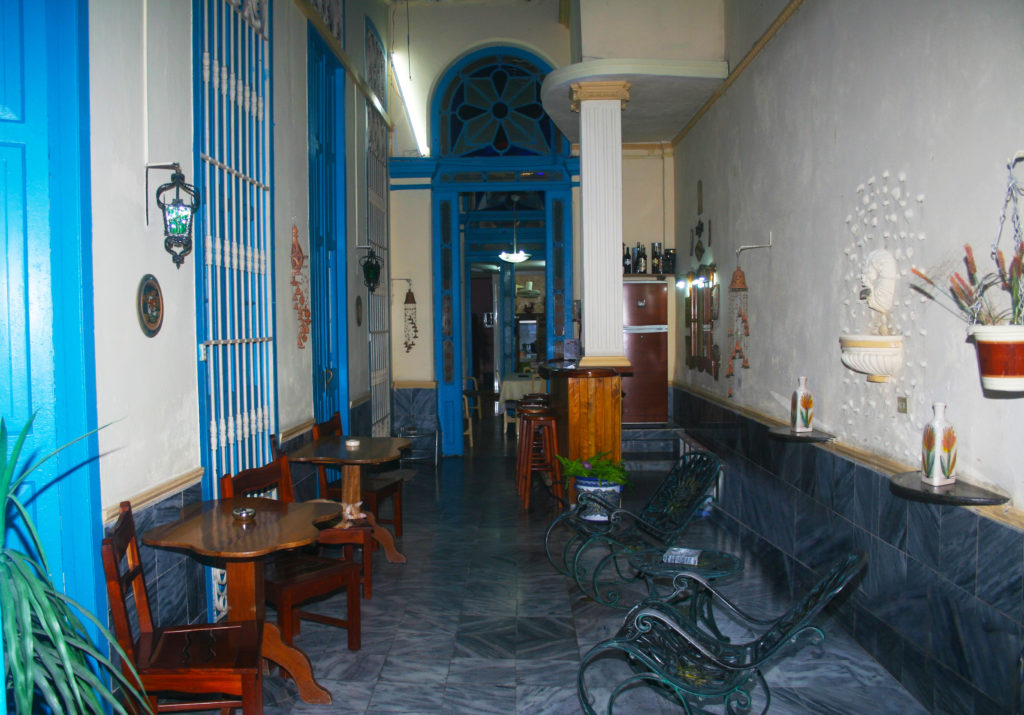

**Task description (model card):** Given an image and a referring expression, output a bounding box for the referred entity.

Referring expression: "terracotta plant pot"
[969,324,1024,392]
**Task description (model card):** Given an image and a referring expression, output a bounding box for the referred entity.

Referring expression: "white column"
[573,81,630,367]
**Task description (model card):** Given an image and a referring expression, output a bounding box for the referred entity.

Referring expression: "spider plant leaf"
[8,493,51,573]
[7,550,86,707]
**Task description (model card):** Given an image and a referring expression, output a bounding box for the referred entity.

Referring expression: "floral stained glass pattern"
[440,55,555,158]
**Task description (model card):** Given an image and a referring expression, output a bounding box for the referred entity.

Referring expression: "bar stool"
[514,394,549,441]
[515,404,564,511]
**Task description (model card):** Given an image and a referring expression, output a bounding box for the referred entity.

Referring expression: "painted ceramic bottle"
[790,376,814,433]
[921,402,957,486]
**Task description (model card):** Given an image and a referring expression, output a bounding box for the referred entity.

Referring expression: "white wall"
[578,0,724,62]
[90,0,201,509]
[273,0,313,434]
[674,0,1024,502]
[389,185,435,382]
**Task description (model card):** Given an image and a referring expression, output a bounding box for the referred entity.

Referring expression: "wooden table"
[288,435,411,563]
[142,497,341,704]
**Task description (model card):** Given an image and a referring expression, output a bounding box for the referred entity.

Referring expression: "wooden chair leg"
[242,672,263,715]
[393,487,403,538]
[361,531,373,598]
[347,575,361,651]
[278,595,297,644]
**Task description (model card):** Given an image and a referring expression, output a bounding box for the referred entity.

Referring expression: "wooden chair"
[462,394,474,448]
[463,376,483,420]
[101,501,264,714]
[220,456,361,650]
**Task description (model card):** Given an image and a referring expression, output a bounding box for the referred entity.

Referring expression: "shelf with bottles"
[623,241,674,277]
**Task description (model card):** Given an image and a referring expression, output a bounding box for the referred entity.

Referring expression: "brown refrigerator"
[622,281,668,423]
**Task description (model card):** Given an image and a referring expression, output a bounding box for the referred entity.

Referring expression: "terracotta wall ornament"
[290,225,311,349]
[725,266,749,398]
[838,170,927,460]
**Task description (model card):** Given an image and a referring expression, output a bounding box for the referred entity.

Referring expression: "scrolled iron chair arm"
[629,603,750,671]
[668,571,776,626]
[598,505,673,541]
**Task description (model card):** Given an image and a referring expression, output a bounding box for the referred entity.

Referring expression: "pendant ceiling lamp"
[499,193,530,264]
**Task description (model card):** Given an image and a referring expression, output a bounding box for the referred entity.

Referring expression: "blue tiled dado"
[392,387,437,432]
[672,386,1024,712]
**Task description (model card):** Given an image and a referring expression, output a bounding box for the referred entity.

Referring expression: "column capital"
[569,81,631,112]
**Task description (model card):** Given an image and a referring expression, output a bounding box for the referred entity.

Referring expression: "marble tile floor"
[261,417,927,714]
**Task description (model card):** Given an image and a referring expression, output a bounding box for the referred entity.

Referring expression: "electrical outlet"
[897,396,908,414]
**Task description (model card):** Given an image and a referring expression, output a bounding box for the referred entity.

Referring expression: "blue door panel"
[0,0,101,663]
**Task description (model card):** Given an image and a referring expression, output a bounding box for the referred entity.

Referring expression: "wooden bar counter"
[538,361,627,463]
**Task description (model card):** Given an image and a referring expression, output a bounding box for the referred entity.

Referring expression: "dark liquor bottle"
[652,248,661,275]
[623,244,632,274]
[637,243,647,274]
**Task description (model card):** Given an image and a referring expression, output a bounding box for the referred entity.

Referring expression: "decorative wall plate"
[137,274,163,337]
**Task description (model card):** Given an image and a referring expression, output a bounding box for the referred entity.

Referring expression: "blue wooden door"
[0,0,102,673]
[434,192,464,455]
[308,26,349,429]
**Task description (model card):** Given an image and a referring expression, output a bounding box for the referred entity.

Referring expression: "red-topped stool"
[515,404,564,511]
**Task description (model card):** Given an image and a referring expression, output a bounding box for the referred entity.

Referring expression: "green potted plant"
[556,451,632,522]
[910,153,1024,392]
[1,416,147,713]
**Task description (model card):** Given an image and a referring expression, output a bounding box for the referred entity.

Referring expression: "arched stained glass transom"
[438,53,558,158]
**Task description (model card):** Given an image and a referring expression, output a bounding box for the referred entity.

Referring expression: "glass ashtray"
[232,506,256,522]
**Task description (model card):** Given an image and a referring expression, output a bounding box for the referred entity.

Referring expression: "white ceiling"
[540,58,728,144]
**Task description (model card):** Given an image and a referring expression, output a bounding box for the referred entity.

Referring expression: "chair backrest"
[312,411,342,441]
[752,550,866,662]
[221,454,296,503]
[100,501,153,664]
[637,451,722,537]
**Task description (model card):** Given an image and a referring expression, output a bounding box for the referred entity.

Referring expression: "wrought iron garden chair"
[544,450,722,607]
[577,550,867,714]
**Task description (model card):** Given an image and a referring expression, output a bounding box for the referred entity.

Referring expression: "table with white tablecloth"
[498,373,545,403]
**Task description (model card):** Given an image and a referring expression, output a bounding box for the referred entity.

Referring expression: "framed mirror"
[685,264,720,378]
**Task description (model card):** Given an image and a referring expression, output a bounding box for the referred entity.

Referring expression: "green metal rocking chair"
[544,450,723,608]
[577,550,867,714]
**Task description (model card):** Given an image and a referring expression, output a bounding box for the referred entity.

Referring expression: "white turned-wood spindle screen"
[196,0,275,620]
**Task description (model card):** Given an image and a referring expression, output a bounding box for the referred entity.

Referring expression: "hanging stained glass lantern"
[360,249,382,292]
[154,168,200,269]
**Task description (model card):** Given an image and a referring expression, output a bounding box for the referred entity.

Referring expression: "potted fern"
[1,415,147,713]
[556,451,632,522]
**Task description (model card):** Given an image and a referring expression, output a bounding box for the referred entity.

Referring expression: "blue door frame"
[431,176,575,456]
[0,0,102,688]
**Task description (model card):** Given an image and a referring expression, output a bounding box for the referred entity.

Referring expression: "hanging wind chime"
[725,266,750,397]
[401,280,418,352]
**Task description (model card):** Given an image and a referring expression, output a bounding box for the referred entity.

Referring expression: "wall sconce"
[359,248,382,292]
[146,163,200,269]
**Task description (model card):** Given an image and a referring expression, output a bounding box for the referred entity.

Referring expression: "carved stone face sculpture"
[860,249,897,315]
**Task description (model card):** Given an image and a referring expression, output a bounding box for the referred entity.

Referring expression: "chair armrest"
[667,570,775,626]
[603,506,672,541]
[627,602,748,671]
